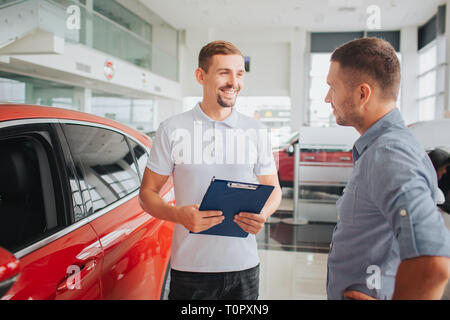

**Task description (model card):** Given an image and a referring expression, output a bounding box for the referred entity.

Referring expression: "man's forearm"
[139,189,180,223]
[260,186,282,219]
[392,256,450,299]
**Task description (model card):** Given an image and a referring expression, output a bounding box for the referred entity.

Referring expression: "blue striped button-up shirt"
[326,108,450,300]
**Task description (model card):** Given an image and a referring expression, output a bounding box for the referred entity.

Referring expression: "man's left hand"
[234,212,266,235]
[344,291,377,300]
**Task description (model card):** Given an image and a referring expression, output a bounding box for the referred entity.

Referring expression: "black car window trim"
[0,123,69,255]
[53,123,90,224]
[124,136,149,182]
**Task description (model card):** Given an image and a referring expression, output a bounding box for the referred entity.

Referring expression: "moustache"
[219,86,239,91]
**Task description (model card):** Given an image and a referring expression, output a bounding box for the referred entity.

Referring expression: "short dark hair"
[198,40,243,73]
[331,37,401,100]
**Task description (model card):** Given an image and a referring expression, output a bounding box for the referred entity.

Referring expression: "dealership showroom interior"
[1,0,450,302]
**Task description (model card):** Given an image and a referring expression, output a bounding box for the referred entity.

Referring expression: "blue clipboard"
[190,177,275,238]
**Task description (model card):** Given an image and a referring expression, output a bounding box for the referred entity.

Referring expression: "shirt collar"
[353,108,404,161]
[192,102,239,128]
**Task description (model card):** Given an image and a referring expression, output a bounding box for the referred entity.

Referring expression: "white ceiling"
[139,0,444,31]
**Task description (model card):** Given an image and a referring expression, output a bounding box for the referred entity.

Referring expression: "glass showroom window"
[0,71,80,110]
[91,93,155,133]
[417,42,441,121]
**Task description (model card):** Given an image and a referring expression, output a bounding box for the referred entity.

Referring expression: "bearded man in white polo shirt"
[139,41,282,300]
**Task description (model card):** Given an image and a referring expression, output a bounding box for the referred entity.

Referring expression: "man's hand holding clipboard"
[233,212,267,235]
[190,177,275,238]
[177,204,225,234]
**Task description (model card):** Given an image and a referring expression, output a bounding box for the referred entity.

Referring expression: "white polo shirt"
[147,103,276,272]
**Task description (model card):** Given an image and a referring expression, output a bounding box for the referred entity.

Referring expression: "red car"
[0,104,174,300]
[274,132,353,188]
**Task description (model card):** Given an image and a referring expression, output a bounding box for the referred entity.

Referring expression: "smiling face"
[325,61,363,128]
[196,54,245,109]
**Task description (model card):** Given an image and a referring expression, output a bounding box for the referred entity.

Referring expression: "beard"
[217,86,238,108]
[217,94,235,108]
[334,98,363,128]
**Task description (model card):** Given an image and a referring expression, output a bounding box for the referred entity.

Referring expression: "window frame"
[417,39,445,121]
[0,122,71,254]
[125,136,150,182]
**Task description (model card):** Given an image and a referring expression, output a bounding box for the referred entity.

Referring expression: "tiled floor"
[258,249,328,300]
[256,191,333,300]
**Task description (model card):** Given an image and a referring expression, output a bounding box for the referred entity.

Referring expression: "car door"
[61,122,173,300]
[0,121,103,300]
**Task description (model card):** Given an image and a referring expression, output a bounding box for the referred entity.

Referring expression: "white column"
[74,87,92,113]
[400,26,420,125]
[289,27,308,131]
[25,83,34,104]
[84,0,94,48]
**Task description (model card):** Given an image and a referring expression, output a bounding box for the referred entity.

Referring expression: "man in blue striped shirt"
[325,38,450,300]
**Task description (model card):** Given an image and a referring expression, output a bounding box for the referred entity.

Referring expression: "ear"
[358,83,372,107]
[195,67,205,85]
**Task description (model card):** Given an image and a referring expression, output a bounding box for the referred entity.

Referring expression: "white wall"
[234,42,290,97]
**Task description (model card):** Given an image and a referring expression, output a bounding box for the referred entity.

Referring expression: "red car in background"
[274,132,353,188]
[0,104,174,300]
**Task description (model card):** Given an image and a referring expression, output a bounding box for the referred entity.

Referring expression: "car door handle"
[339,157,351,161]
[56,259,97,293]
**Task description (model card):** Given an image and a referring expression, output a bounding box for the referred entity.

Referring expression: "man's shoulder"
[366,127,430,170]
[373,127,424,155]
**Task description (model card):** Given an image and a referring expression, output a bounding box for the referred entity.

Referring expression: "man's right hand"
[176,205,224,233]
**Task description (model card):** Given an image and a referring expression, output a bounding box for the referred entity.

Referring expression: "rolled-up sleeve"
[146,122,174,176]
[367,142,450,261]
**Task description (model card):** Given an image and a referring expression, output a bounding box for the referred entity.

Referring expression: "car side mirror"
[0,247,20,298]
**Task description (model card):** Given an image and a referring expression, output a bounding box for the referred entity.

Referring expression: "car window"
[0,130,64,253]
[62,124,141,213]
[128,138,149,181]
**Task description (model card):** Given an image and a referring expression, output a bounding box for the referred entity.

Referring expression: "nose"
[228,73,240,89]
[325,88,331,104]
